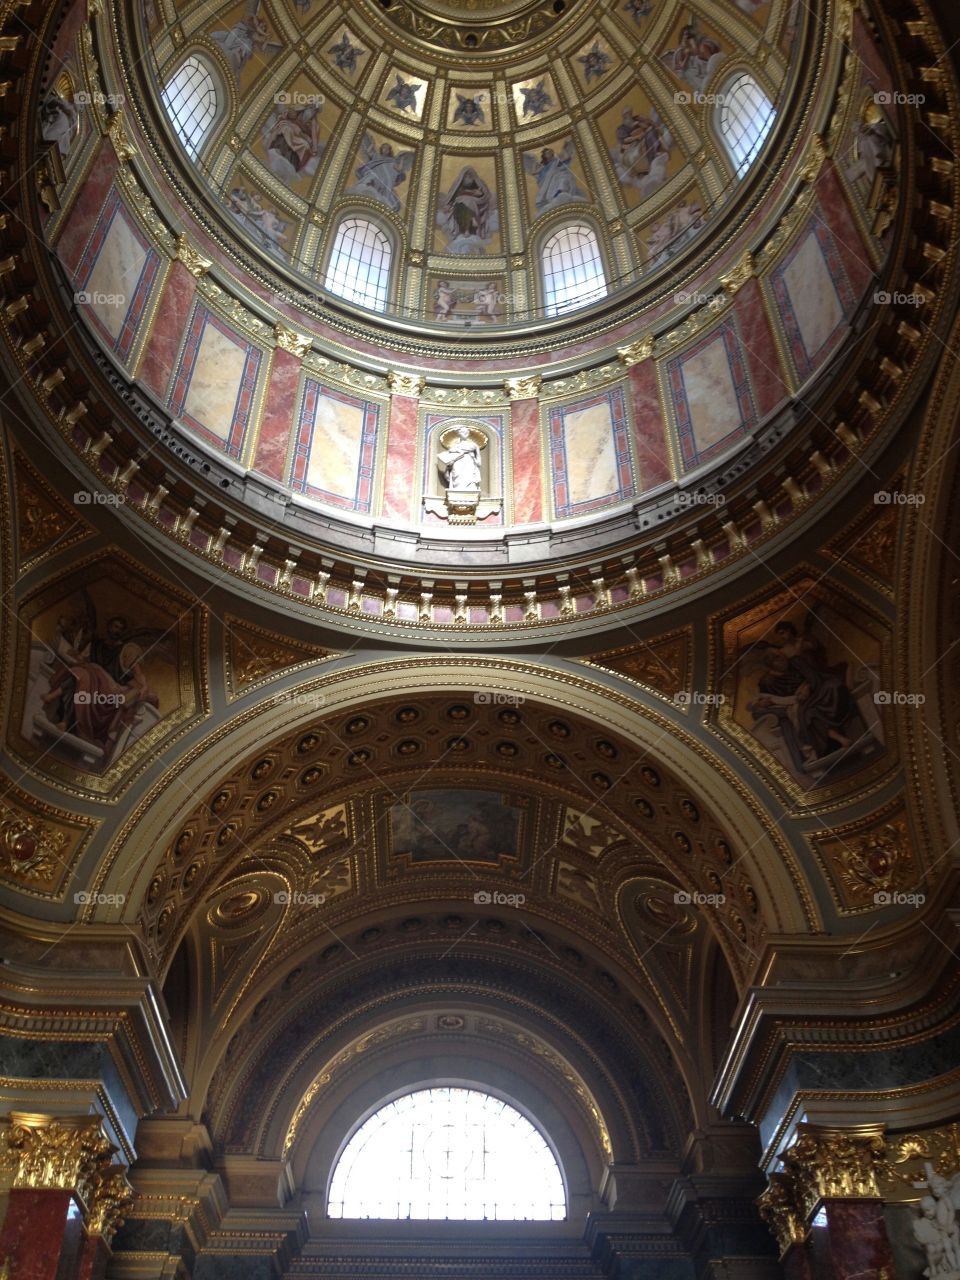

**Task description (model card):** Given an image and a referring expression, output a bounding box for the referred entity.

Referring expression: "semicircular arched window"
[324,217,393,313]
[541,223,607,318]
[718,73,776,177]
[160,54,218,161]
[327,1086,566,1220]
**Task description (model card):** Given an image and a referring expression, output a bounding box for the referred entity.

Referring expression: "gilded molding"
[504,374,542,401]
[781,1124,886,1219]
[174,233,211,279]
[273,323,311,359]
[616,334,654,367]
[388,370,426,397]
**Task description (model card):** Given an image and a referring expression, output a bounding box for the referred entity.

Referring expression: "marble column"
[0,1113,133,1280]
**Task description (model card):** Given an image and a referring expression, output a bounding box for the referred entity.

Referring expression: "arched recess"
[98,657,811,957]
[301,1059,597,1226]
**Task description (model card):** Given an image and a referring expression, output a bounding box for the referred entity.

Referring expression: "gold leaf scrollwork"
[175,234,211,279]
[781,1125,886,1221]
[757,1172,807,1257]
[3,1114,113,1202]
[388,370,426,397]
[504,375,542,400]
[105,111,136,162]
[87,1166,135,1242]
[0,811,63,883]
[274,324,311,359]
[720,251,755,296]
[617,335,655,367]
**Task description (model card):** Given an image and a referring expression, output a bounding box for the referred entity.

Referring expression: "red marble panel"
[735,278,789,418]
[253,348,299,481]
[627,362,671,491]
[509,397,542,524]
[77,1231,111,1280]
[138,261,196,401]
[815,162,875,298]
[823,1199,895,1279]
[381,394,419,522]
[782,1242,817,1280]
[55,142,120,279]
[0,1188,78,1280]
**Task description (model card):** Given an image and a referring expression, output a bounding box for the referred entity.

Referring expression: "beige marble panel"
[564,399,618,506]
[782,230,844,361]
[306,392,366,500]
[680,334,741,452]
[83,209,147,343]
[182,323,249,444]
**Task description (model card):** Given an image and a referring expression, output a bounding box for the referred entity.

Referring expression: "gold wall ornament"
[799,134,828,185]
[720,251,756,296]
[782,1124,886,1220]
[617,334,654,367]
[757,1172,807,1256]
[836,820,910,900]
[273,324,311,359]
[504,374,542,400]
[880,1123,960,1200]
[0,810,64,884]
[105,111,136,162]
[2,1114,116,1207]
[388,370,426,397]
[87,1166,135,1241]
[174,234,211,279]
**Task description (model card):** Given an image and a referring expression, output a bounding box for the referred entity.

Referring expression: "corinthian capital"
[782,1124,886,1220]
[2,1113,114,1204]
[757,1172,806,1256]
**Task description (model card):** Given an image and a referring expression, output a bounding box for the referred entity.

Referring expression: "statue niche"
[424,422,501,525]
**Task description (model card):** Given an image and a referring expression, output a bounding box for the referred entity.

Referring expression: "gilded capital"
[782,1124,885,1220]
[274,323,311,359]
[388,370,426,398]
[175,234,212,279]
[617,334,655,367]
[2,1113,115,1206]
[87,1166,135,1242]
[757,1172,807,1257]
[504,374,542,401]
[720,251,756,296]
[106,111,136,162]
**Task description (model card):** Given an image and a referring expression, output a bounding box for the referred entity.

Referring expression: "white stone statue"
[437,426,482,493]
[912,1162,960,1279]
[40,93,79,157]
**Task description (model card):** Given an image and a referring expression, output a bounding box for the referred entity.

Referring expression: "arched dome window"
[324,216,393,312]
[541,223,607,317]
[717,73,776,177]
[161,54,218,160]
[327,1087,566,1220]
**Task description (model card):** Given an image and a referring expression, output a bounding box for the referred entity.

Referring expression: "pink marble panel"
[823,1199,895,1279]
[381,394,419,522]
[627,362,671,490]
[815,162,874,297]
[510,397,543,524]
[253,348,299,481]
[55,142,120,277]
[734,278,789,418]
[139,261,196,400]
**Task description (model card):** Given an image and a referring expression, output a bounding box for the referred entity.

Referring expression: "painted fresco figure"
[262,101,323,178]
[611,106,671,194]
[523,140,587,211]
[434,280,457,320]
[661,21,723,93]
[437,167,497,255]
[349,133,415,211]
[211,1,282,78]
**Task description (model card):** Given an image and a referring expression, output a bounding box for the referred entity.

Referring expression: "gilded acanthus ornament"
[837,820,910,900]
[757,1173,807,1256]
[388,370,426,397]
[720,251,756,295]
[86,1166,135,1242]
[504,375,542,400]
[3,1114,113,1203]
[274,323,311,359]
[105,111,136,161]
[0,811,63,883]
[174,234,211,278]
[782,1124,886,1220]
[617,334,655,367]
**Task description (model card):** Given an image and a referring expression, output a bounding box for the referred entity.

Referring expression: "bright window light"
[161,55,217,160]
[327,1087,566,1220]
[719,74,776,177]
[542,223,607,317]
[325,217,392,312]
